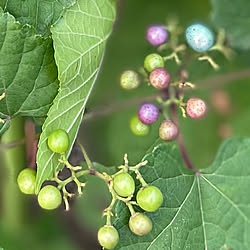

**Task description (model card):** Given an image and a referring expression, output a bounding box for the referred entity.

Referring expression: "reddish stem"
[170,103,199,173]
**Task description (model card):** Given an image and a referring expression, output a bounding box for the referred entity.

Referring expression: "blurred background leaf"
[211,0,250,50]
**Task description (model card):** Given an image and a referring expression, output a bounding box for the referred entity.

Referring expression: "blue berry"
[138,103,159,124]
[146,25,168,46]
[185,23,214,52]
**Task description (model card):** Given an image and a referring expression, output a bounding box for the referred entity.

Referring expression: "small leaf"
[35,0,116,193]
[210,0,250,50]
[0,8,59,134]
[113,138,250,249]
[0,0,76,36]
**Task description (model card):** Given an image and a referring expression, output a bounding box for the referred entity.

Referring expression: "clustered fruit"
[17,129,163,249]
[120,21,231,143]
[17,19,231,250]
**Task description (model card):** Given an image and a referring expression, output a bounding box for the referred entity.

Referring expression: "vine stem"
[170,104,199,173]
[82,68,250,122]
[0,118,27,233]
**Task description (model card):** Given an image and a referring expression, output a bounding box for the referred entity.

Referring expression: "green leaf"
[0,0,75,36]
[35,0,116,193]
[0,8,59,135]
[113,138,250,249]
[210,0,250,50]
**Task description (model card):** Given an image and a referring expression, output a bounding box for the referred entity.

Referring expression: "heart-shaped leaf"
[113,138,250,249]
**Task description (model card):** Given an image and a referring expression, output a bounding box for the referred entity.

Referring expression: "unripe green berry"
[48,129,69,153]
[120,70,140,90]
[113,173,135,197]
[137,185,163,212]
[129,212,152,236]
[38,185,62,210]
[17,168,36,194]
[144,53,164,72]
[98,226,119,249]
[130,115,150,136]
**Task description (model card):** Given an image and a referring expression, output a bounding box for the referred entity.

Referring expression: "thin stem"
[126,202,136,216]
[81,68,250,122]
[170,104,199,173]
[77,140,94,170]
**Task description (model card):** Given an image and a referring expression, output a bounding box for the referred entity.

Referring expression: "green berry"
[130,115,150,136]
[48,129,69,153]
[120,70,140,90]
[144,53,164,72]
[113,173,135,197]
[129,212,152,236]
[17,168,36,194]
[98,226,119,249]
[38,185,62,210]
[137,186,163,212]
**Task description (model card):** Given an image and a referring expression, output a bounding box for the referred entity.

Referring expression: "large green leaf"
[0,0,75,36]
[35,0,116,193]
[0,8,59,135]
[112,138,250,249]
[210,0,250,50]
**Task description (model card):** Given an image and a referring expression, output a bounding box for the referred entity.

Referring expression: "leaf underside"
[0,8,59,135]
[35,0,116,193]
[0,0,76,36]
[210,0,250,50]
[112,138,250,250]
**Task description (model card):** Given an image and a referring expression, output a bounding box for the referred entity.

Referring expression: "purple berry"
[149,68,171,89]
[186,98,207,119]
[146,25,168,46]
[138,103,159,124]
[159,120,179,141]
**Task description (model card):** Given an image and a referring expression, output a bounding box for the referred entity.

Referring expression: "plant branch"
[83,68,250,121]
[170,104,199,173]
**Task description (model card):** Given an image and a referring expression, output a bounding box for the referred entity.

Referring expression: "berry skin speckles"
[146,25,168,46]
[149,67,171,89]
[185,23,214,52]
[144,53,164,72]
[159,120,179,141]
[138,103,159,124]
[186,97,207,119]
[120,70,140,90]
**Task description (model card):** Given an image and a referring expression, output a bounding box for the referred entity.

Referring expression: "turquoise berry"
[185,23,214,52]
[144,53,164,72]
[98,226,119,249]
[120,70,140,90]
[38,185,62,210]
[17,168,36,194]
[48,129,69,153]
[130,115,150,136]
[113,173,135,197]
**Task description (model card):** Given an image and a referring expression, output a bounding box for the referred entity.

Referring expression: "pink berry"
[159,120,179,141]
[146,25,168,46]
[149,68,171,89]
[138,103,159,124]
[186,98,207,119]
